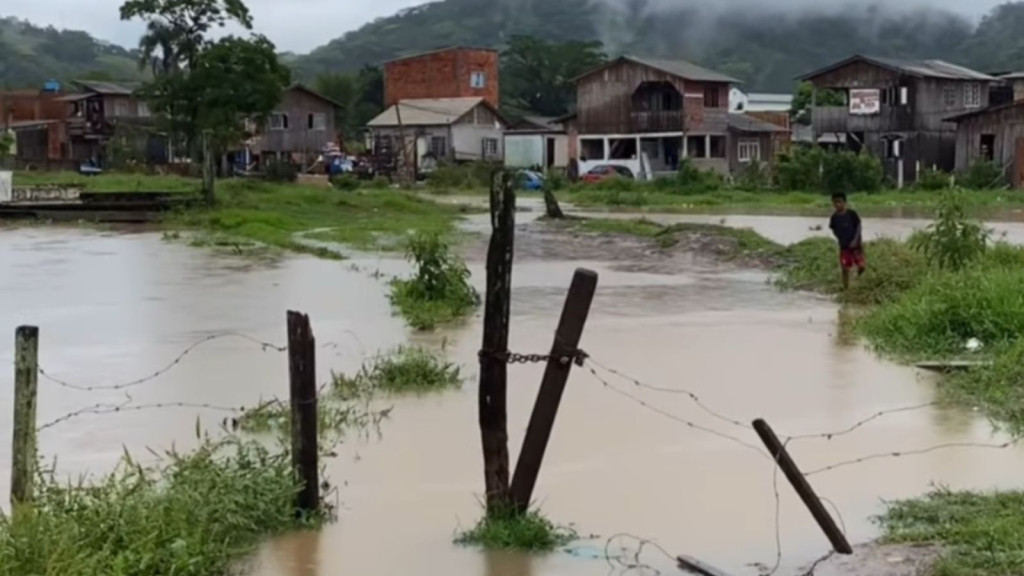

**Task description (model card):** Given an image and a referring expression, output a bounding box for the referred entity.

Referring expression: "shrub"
[330,173,361,191]
[673,158,723,193]
[545,170,569,191]
[389,232,480,330]
[734,159,772,191]
[427,161,498,190]
[263,160,298,183]
[958,160,1004,190]
[915,167,952,191]
[455,505,577,552]
[775,146,883,193]
[909,189,990,271]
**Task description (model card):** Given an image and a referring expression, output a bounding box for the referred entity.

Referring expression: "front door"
[546,137,556,170]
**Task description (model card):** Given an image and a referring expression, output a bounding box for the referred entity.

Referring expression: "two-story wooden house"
[570,56,783,179]
[799,55,997,185]
[247,83,342,167]
[58,80,164,165]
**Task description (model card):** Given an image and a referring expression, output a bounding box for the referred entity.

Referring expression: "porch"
[577,132,729,179]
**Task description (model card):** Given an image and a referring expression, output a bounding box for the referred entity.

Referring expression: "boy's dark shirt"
[829,210,861,249]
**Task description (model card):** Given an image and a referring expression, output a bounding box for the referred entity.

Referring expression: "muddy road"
[2,213,1024,575]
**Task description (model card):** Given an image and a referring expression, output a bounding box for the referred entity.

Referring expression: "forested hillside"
[0,17,142,88]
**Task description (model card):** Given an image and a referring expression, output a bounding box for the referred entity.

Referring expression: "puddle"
[0,222,1022,576]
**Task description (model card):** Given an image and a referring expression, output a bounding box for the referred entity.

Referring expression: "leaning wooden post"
[752,418,852,554]
[478,169,516,513]
[11,325,39,508]
[510,268,598,513]
[287,311,319,515]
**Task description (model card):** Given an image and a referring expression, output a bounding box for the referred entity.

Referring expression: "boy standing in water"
[829,192,865,290]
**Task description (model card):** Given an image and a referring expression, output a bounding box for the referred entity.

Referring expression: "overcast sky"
[5,0,1010,54]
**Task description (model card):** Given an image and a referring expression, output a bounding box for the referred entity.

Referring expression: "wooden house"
[948,101,1024,187]
[570,56,777,178]
[799,55,997,185]
[248,83,342,166]
[366,97,505,178]
[58,80,164,165]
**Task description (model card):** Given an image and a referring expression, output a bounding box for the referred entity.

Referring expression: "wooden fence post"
[11,325,39,508]
[478,170,516,512]
[510,268,598,512]
[752,418,852,554]
[287,311,319,515]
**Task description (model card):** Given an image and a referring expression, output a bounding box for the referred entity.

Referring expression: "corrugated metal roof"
[801,55,995,82]
[75,80,137,95]
[624,56,741,84]
[367,97,489,127]
[1000,72,1024,80]
[728,113,787,133]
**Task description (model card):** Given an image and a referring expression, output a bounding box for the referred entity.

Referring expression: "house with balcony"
[799,55,997,185]
[569,56,784,179]
[58,80,164,165]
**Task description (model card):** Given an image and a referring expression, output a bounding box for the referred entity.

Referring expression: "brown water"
[3,217,1024,576]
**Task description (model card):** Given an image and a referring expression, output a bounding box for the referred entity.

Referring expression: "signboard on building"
[849,89,881,115]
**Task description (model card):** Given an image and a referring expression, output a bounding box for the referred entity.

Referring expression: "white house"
[366,97,506,176]
[503,116,569,171]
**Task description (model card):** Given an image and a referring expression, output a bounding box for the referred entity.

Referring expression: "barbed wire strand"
[603,533,677,575]
[39,400,245,432]
[764,439,786,576]
[37,332,287,393]
[586,358,751,431]
[800,551,837,576]
[783,402,941,442]
[582,365,771,460]
[804,440,1019,477]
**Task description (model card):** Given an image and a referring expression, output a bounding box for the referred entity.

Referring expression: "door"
[546,137,556,170]
[1015,138,1024,189]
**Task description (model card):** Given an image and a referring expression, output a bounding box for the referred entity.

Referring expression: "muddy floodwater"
[4,213,1024,575]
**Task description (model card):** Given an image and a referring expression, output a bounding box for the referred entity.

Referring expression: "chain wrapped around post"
[478,349,588,367]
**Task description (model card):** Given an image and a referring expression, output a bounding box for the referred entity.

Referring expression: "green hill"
[0,17,142,89]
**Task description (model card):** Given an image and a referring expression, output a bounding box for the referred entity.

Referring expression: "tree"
[791,81,844,125]
[313,65,384,144]
[500,35,606,116]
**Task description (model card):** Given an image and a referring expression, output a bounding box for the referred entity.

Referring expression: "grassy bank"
[0,437,325,576]
[168,179,471,257]
[12,170,200,193]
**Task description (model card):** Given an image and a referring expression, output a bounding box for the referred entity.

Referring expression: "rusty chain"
[478,349,588,366]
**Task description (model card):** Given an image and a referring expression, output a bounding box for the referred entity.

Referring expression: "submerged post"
[478,170,516,512]
[510,268,598,513]
[287,311,319,515]
[11,325,39,508]
[752,418,852,555]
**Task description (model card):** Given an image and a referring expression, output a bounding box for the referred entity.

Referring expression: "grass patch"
[455,506,577,552]
[167,179,469,256]
[0,436,326,576]
[336,346,463,395]
[571,217,785,261]
[881,488,1024,576]
[13,170,200,193]
[389,232,480,331]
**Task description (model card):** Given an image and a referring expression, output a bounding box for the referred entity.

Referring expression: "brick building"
[383,46,499,109]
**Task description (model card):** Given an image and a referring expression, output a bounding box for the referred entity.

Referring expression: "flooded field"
[3,213,1024,575]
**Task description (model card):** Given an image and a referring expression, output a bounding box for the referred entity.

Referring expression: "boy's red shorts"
[839,247,866,270]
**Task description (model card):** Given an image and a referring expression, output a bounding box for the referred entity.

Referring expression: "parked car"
[518,170,545,191]
[580,164,634,184]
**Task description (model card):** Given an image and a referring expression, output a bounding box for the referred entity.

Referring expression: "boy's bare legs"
[842,266,850,290]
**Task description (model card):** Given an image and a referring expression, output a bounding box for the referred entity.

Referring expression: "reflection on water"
[2,223,1024,576]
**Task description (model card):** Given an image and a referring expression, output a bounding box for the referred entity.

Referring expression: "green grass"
[455,506,577,552]
[13,171,200,193]
[566,187,1024,217]
[881,488,1024,576]
[168,179,470,256]
[573,217,785,258]
[0,436,326,576]
[337,346,463,396]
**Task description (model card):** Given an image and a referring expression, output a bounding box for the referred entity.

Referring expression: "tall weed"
[389,232,480,330]
[909,190,990,271]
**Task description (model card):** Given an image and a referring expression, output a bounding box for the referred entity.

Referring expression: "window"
[609,138,637,160]
[964,83,982,108]
[943,85,957,109]
[980,134,995,162]
[470,72,486,89]
[738,140,761,163]
[429,136,447,158]
[580,138,605,161]
[308,113,326,131]
[899,86,909,106]
[482,137,499,159]
[137,101,151,117]
[703,86,721,108]
[686,135,707,158]
[709,135,727,159]
[114,100,131,117]
[268,113,288,130]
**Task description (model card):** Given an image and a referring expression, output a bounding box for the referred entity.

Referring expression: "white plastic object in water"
[0,171,11,203]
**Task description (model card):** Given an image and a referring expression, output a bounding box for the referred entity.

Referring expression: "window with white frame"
[964,83,982,108]
[308,113,326,131]
[268,113,288,130]
[470,72,486,89]
[137,101,151,117]
[738,139,761,163]
[114,100,131,117]
[483,137,499,158]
